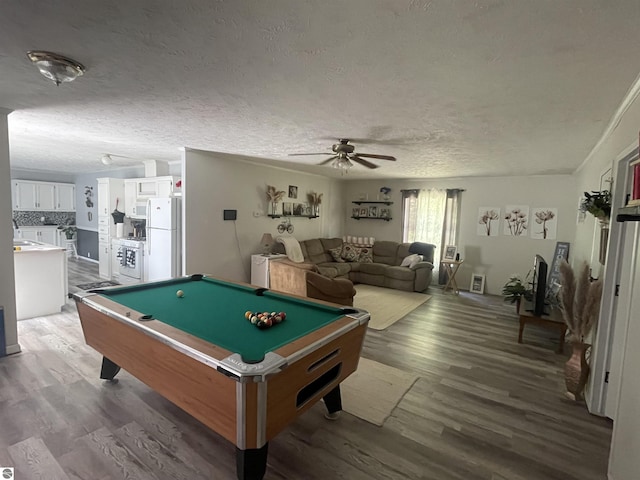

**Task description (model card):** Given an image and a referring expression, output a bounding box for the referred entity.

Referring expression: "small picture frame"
[359,207,368,217]
[283,202,293,216]
[443,245,457,261]
[379,207,390,219]
[352,207,360,218]
[293,203,304,216]
[470,273,486,294]
[368,205,378,218]
[288,185,298,199]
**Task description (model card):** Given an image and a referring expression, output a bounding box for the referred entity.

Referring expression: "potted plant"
[559,260,603,402]
[58,225,77,240]
[580,190,611,223]
[501,273,532,308]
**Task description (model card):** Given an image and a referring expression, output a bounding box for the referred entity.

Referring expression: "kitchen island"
[13,240,68,320]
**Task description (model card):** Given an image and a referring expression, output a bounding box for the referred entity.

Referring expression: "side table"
[442,260,463,294]
[517,301,566,353]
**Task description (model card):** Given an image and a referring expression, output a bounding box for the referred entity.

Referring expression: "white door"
[146,228,174,281]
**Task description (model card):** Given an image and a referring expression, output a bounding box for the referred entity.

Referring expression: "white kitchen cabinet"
[98,241,111,279]
[124,179,137,217]
[18,226,58,245]
[55,183,75,211]
[97,178,124,279]
[13,180,75,211]
[157,176,180,197]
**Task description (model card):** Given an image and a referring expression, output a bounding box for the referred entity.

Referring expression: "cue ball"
[176,290,184,298]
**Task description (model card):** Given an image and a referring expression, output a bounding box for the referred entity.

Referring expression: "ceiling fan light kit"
[289,139,396,172]
[26,51,85,86]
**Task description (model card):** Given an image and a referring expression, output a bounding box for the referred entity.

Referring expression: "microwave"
[131,201,148,219]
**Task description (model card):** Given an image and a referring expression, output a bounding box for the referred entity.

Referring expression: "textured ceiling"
[2,0,640,179]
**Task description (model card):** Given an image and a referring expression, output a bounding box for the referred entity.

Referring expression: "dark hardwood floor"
[0,258,612,479]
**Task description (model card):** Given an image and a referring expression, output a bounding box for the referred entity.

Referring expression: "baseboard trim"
[5,343,22,355]
[77,256,98,264]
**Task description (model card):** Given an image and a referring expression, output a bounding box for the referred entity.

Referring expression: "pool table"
[73,274,369,480]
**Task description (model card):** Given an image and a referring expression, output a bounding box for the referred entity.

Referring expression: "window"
[402,188,463,283]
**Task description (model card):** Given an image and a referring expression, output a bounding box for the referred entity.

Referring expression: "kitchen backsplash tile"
[13,211,76,227]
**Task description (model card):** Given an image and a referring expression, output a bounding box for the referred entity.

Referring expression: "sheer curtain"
[402,189,447,277]
[439,189,463,284]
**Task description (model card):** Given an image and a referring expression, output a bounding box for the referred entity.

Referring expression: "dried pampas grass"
[559,260,603,342]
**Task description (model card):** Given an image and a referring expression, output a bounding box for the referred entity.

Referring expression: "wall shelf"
[268,214,318,219]
[616,205,640,222]
[351,216,392,222]
[351,201,393,205]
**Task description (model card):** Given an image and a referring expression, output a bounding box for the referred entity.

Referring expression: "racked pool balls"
[244,310,285,329]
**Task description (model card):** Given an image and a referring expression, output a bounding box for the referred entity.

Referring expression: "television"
[530,254,549,316]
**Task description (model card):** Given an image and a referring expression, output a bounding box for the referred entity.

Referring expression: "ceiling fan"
[289,139,396,170]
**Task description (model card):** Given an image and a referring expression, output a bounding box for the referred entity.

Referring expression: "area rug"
[353,284,431,330]
[341,357,418,426]
[76,280,120,290]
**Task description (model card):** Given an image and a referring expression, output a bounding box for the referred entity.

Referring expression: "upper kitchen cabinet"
[123,176,181,216]
[12,180,74,211]
[55,183,75,211]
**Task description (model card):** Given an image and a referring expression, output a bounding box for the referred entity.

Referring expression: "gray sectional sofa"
[272,238,435,292]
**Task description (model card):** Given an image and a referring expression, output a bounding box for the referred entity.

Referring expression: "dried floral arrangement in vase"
[307,192,323,217]
[266,185,285,215]
[559,260,603,402]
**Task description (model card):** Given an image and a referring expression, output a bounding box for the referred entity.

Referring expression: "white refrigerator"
[146,197,181,281]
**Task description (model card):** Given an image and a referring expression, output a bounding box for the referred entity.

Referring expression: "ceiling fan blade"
[289,152,331,156]
[355,153,396,161]
[318,156,339,165]
[351,155,379,169]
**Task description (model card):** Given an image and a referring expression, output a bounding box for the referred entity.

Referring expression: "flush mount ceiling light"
[26,51,85,86]
[101,154,113,165]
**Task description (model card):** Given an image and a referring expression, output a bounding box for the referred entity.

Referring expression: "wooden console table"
[517,301,566,353]
[442,260,463,294]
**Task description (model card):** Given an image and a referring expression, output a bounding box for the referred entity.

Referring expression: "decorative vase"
[565,342,591,401]
[270,202,278,216]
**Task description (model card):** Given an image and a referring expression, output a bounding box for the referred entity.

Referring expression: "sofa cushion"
[316,265,339,278]
[358,263,389,275]
[318,262,352,277]
[320,237,343,252]
[341,243,361,262]
[328,246,345,262]
[304,239,332,264]
[386,266,416,281]
[358,246,373,263]
[373,241,400,265]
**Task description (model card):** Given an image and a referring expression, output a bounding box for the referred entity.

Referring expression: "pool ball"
[245,311,253,320]
[176,290,184,298]
[279,312,286,321]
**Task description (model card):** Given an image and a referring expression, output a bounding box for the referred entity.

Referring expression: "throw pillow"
[400,253,419,267]
[329,246,345,263]
[409,254,423,268]
[341,243,361,262]
[359,247,373,263]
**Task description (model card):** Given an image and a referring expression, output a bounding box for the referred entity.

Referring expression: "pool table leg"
[236,444,268,480]
[323,385,342,419]
[99,356,121,381]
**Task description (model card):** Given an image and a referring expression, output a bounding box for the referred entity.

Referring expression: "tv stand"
[517,301,566,354]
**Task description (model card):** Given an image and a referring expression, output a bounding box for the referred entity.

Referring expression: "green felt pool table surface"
[97,275,347,363]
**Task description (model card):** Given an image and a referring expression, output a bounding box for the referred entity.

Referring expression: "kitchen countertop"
[13,240,65,252]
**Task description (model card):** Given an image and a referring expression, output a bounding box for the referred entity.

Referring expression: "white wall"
[571,78,640,480]
[1,108,20,355]
[182,149,343,282]
[343,176,577,295]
